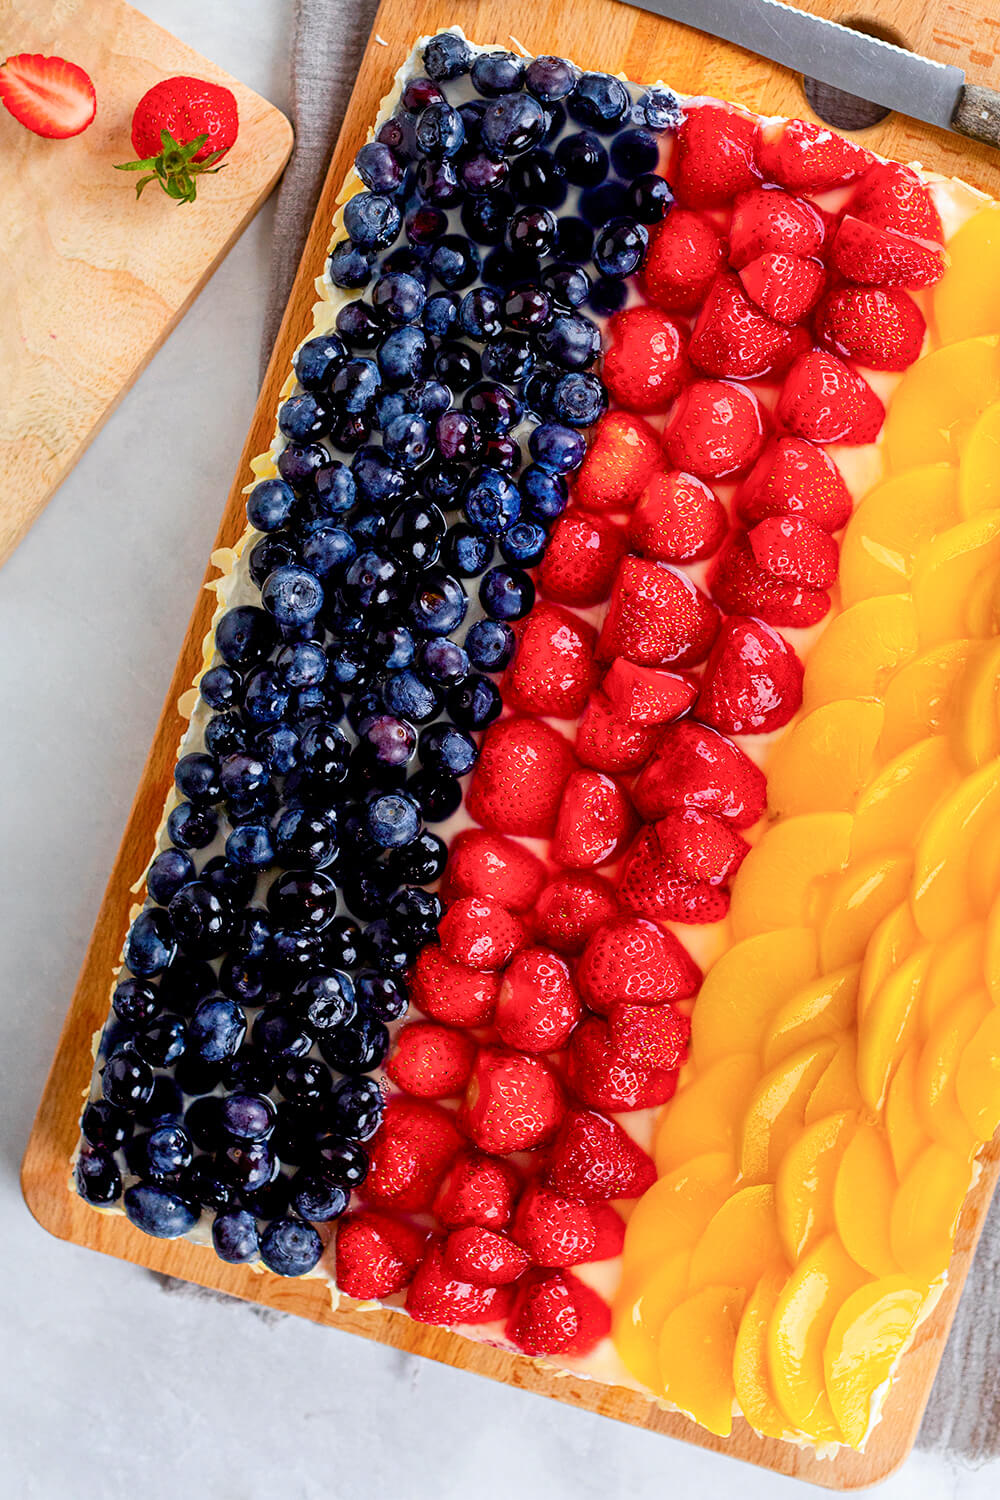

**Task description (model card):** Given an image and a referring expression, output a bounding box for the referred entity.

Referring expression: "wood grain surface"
[0,0,293,567]
[20,0,1000,1487]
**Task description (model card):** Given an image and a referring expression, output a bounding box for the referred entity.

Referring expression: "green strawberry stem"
[114,128,227,204]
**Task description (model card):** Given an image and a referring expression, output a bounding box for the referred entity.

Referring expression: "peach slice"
[729,814,853,940]
[734,1267,796,1441]
[802,596,918,713]
[883,335,1000,471]
[623,1152,735,1283]
[890,1144,973,1281]
[933,205,1000,344]
[824,1276,928,1450]
[955,1007,1000,1141]
[851,737,960,865]
[919,923,985,1036]
[968,814,1000,917]
[833,1124,899,1277]
[910,512,1000,648]
[915,991,989,1155]
[838,465,958,607]
[613,1248,692,1392]
[911,760,1000,941]
[688,1185,786,1294]
[879,641,974,762]
[950,639,1000,770]
[739,1039,837,1184]
[776,1110,855,1263]
[767,1234,870,1443]
[691,929,818,1069]
[653,1055,759,1174]
[885,1047,927,1179]
[857,946,930,1111]
[766,701,884,818]
[658,1285,745,1437]
[984,892,1000,1005]
[959,399,1000,516]
[817,854,913,971]
[804,1034,865,1124]
[858,905,920,1021]
[763,965,860,1071]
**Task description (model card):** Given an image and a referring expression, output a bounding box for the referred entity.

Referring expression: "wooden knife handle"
[953,84,1000,151]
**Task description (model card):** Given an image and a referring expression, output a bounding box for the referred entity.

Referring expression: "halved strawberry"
[734,435,852,532]
[505,1269,580,1355]
[503,602,599,718]
[573,410,664,512]
[512,1183,598,1267]
[777,348,884,445]
[674,104,761,207]
[655,806,750,885]
[438,896,528,972]
[467,716,576,838]
[597,554,720,668]
[551,769,636,868]
[575,691,661,773]
[628,469,727,564]
[749,514,839,588]
[433,1149,521,1229]
[738,252,824,325]
[406,1240,514,1325]
[689,272,793,379]
[539,512,627,606]
[662,379,767,480]
[494,946,582,1053]
[576,914,701,1013]
[728,186,825,269]
[709,530,833,628]
[335,1210,428,1300]
[815,285,926,371]
[364,1098,462,1213]
[617,828,730,924]
[602,306,690,413]
[830,215,946,289]
[546,1108,657,1202]
[0,53,96,138]
[409,946,501,1028]
[533,872,620,956]
[758,118,873,191]
[641,207,725,311]
[602,658,697,725]
[566,1013,680,1110]
[443,1226,529,1285]
[460,1047,565,1154]
[387,1021,477,1099]
[697,615,804,734]
[442,829,547,912]
[609,1002,691,1070]
[632,719,766,827]
[848,160,943,241]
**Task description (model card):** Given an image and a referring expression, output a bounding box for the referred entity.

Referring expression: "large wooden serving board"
[21,0,1000,1487]
[0,0,293,567]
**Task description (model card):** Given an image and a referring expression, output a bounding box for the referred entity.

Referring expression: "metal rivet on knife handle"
[952,85,1000,152]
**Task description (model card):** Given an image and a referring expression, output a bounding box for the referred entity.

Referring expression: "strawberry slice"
[617,827,731,923]
[0,53,96,138]
[433,1150,521,1229]
[575,691,660,773]
[749,514,839,588]
[758,118,873,191]
[503,602,599,718]
[815,285,926,372]
[655,806,750,885]
[335,1210,428,1300]
[546,1108,657,1202]
[709,530,833,627]
[467,716,575,838]
[438,896,528,971]
[628,470,727,564]
[602,306,690,412]
[697,615,804,735]
[460,1047,565,1154]
[406,1241,514,1325]
[539,512,627,606]
[409,946,500,1027]
[364,1098,462,1213]
[533,872,620,955]
[689,273,794,379]
[597,554,720,669]
[631,719,766,827]
[642,208,725,311]
[443,1226,529,1286]
[738,253,824,325]
[387,1021,477,1099]
[566,1014,680,1110]
[512,1184,599,1267]
[848,161,943,241]
[830,215,946,289]
[777,348,884,445]
[442,828,547,912]
[494,946,582,1053]
[573,410,664,512]
[735,435,852,532]
[551,769,636,868]
[662,379,768,480]
[576,914,701,1013]
[674,104,761,207]
[728,186,825,269]
[602,658,698,725]
[609,1002,691,1070]
[505,1269,580,1355]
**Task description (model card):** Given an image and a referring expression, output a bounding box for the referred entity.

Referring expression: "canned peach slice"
[920,923,985,1036]
[857,946,930,1111]
[884,336,1000,471]
[851,737,959,865]
[833,1124,899,1277]
[739,1040,837,1184]
[776,1111,855,1264]
[817,855,913,971]
[934,207,1000,344]
[915,991,990,1155]
[730,815,853,942]
[911,760,1000,941]
[823,1277,928,1450]
[885,1048,929,1180]
[879,641,973,762]
[890,1144,973,1281]
[955,1008,1000,1141]
[613,1249,691,1394]
[958,400,1000,516]
[654,1054,758,1175]
[690,929,818,1069]
[838,465,958,608]
[688,1185,786,1295]
[766,701,884,819]
[763,966,859,1072]
[622,1152,735,1284]
[734,1266,796,1441]
[802,596,918,713]
[658,1284,746,1437]
[910,512,1000,648]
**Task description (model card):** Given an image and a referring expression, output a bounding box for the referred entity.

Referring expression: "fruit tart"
[74,25,1000,1453]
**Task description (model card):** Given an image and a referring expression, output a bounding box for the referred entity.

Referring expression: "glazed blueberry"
[471,49,523,96]
[446,673,504,728]
[481,93,545,157]
[387,500,445,567]
[422,291,461,339]
[390,828,447,884]
[354,140,402,194]
[550,370,607,428]
[595,216,649,278]
[428,235,480,291]
[417,159,462,207]
[639,84,682,129]
[243,1173,293,1222]
[335,299,386,350]
[465,617,515,671]
[376,390,412,429]
[479,564,536,621]
[361,916,414,970]
[590,276,628,315]
[507,151,566,211]
[417,638,468,686]
[224,822,273,870]
[443,523,493,577]
[460,190,515,247]
[277,640,327,690]
[519,463,568,521]
[223,1138,277,1192]
[383,413,431,470]
[538,312,601,369]
[124,908,177,977]
[506,206,556,259]
[433,340,481,391]
[260,565,324,629]
[377,113,415,155]
[525,54,577,100]
[277,1058,332,1106]
[372,270,426,324]
[188,996,246,1063]
[402,76,444,110]
[408,569,468,636]
[568,71,629,130]
[134,1015,186,1069]
[435,411,482,466]
[481,332,534,384]
[423,31,472,80]
[268,869,338,931]
[291,1173,348,1223]
[365,790,421,848]
[580,180,629,226]
[420,461,465,507]
[167,800,219,851]
[460,153,508,193]
[143,1121,193,1176]
[333,356,381,412]
[404,203,447,247]
[460,286,504,342]
[145,849,195,908]
[343,549,404,610]
[124,1183,198,1238]
[555,130,608,187]
[252,1005,315,1060]
[501,518,548,566]
[530,421,587,474]
[294,970,357,1032]
[370,624,415,671]
[220,1091,276,1142]
[101,1047,155,1109]
[325,638,369,691]
[294,332,347,389]
[542,265,590,311]
[249,532,297,589]
[76,1147,122,1205]
[343,192,402,249]
[420,723,477,775]
[246,477,296,532]
[378,325,431,385]
[203,712,247,759]
[351,446,406,506]
[463,381,522,436]
[212,1208,260,1264]
[274,806,338,868]
[259,1217,323,1277]
[217,608,277,671]
[81,1098,133,1152]
[199,664,241,714]
[328,239,374,288]
[244,668,291,730]
[409,378,452,419]
[628,171,674,223]
[462,466,520,536]
[278,391,332,443]
[415,100,465,157]
[167,881,231,958]
[318,1012,390,1074]
[553,216,594,264]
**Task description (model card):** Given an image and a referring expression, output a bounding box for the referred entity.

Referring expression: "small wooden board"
[0,0,293,567]
[21,0,1000,1487]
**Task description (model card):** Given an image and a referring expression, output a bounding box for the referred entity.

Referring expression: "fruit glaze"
[75,26,1000,1452]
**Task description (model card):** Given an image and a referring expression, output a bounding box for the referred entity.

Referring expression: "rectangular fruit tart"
[73,23,1000,1455]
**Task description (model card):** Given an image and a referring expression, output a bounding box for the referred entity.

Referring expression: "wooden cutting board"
[21,0,1000,1487]
[0,0,293,567]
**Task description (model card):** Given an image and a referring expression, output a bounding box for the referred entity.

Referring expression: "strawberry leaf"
[114,126,227,204]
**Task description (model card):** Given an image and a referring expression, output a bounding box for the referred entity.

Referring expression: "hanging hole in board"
[802,15,911,131]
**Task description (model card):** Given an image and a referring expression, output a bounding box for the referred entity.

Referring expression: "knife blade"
[625,0,1000,150]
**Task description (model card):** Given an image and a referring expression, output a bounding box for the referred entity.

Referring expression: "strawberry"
[443,1226,529,1285]
[409,945,500,1027]
[655,806,750,884]
[734,435,852,532]
[566,1014,681,1110]
[674,104,761,207]
[534,872,620,955]
[602,658,698,725]
[512,1183,598,1266]
[727,187,825,269]
[662,379,767,480]
[547,1108,657,1202]
[116,75,239,203]
[689,273,793,379]
[387,1022,477,1099]
[738,252,824,325]
[441,828,547,913]
[551,769,636,868]
[609,1002,691,1070]
[777,348,884,445]
[562,1274,612,1355]
[631,719,766,827]
[467,716,575,838]
[829,215,946,289]
[438,896,528,972]
[627,470,727,565]
[573,411,664,512]
[697,615,804,735]
[848,161,943,241]
[709,530,832,627]
[588,1203,626,1261]
[364,1098,462,1212]
[406,1240,514,1325]
[539,512,627,606]
[749,514,839,588]
[617,828,730,924]
[505,1269,580,1355]
[576,914,701,1013]
[641,208,725,311]
[0,53,95,139]
[815,285,926,371]
[494,947,582,1053]
[460,1047,565,1154]
[503,602,599,718]
[758,118,873,192]
[335,1210,428,1300]
[433,1149,521,1229]
[597,555,720,669]
[575,692,660,773]
[602,306,690,413]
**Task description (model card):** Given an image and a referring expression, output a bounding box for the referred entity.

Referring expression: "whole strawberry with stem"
[116,75,238,203]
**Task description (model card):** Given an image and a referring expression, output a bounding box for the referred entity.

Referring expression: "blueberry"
[354,140,402,193]
[247,477,296,532]
[459,286,503,342]
[628,171,674,224]
[415,100,465,158]
[294,970,357,1033]
[504,286,551,333]
[507,149,567,209]
[81,1098,133,1152]
[319,1011,390,1074]
[274,806,338,868]
[378,325,430,386]
[135,1073,185,1126]
[325,638,369,691]
[370,624,415,671]
[260,565,324,630]
[479,564,536,621]
[580,180,629,227]
[278,391,332,443]
[134,1014,186,1068]
[428,235,480,290]
[376,390,412,430]
[443,523,493,576]
[445,673,504,728]
[525,55,578,101]
[223,1137,277,1193]
[219,954,268,1005]
[471,49,523,96]
[402,75,444,110]
[217,607,277,670]
[167,795,219,849]
[408,569,467,636]
[568,71,630,130]
[504,208,556,263]
[259,1217,323,1277]
[167,879,231,958]
[459,153,508,194]
[639,85,682,130]
[343,549,404,611]
[481,93,545,157]
[124,908,177,977]
[343,192,402,249]
[220,1092,276,1142]
[277,1058,332,1107]
[336,299,387,350]
[409,378,452,419]
[333,356,381,412]
[420,461,465,508]
[554,216,594,264]
[501,518,548,566]
[111,974,166,1030]
[433,340,481,391]
[183,1160,236,1211]
[390,827,447,884]
[361,916,414,971]
[589,275,628,315]
[155,954,218,1015]
[404,203,447,247]
[204,712,248,760]
[481,332,534,385]
[465,617,516,670]
[243,667,291,728]
[460,190,515,248]
[530,421,587,475]
[249,535,297,592]
[463,382,523,436]
[549,370,606,428]
[289,1173,348,1223]
[219,751,269,809]
[542,263,591,308]
[328,239,375,288]
[462,466,520,536]
[76,1146,122,1205]
[384,415,432,473]
[203,855,257,910]
[555,130,608,187]
[351,446,407,507]
[243,1173,293,1222]
[365,790,421,849]
[268,869,338,931]
[372,270,426,324]
[124,1183,198,1239]
[610,125,659,176]
[189,996,246,1063]
[377,113,415,155]
[423,291,461,339]
[420,722,478,776]
[211,1208,260,1263]
[595,216,649,278]
[252,1001,315,1058]
[144,1121,193,1176]
[538,312,601,369]
[417,638,469,686]
[423,31,471,80]
[146,849,195,907]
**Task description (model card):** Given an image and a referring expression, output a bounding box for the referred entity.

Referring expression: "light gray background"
[2,3,998,1495]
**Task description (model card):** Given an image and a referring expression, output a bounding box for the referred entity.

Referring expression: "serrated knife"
[625,0,1000,150]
